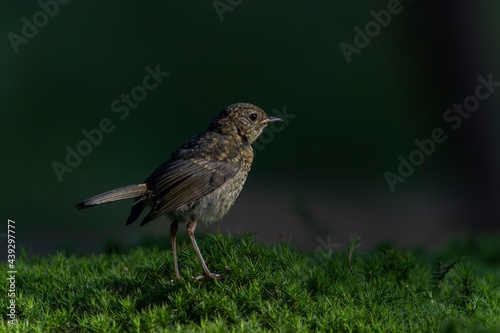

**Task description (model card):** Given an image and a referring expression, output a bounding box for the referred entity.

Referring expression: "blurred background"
[2,1,500,257]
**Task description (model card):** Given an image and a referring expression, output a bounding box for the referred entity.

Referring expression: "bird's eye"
[249,113,257,122]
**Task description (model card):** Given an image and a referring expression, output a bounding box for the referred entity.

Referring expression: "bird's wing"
[140,156,242,225]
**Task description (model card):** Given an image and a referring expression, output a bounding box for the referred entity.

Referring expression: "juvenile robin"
[76,103,282,281]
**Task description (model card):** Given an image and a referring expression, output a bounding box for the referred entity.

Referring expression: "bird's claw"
[167,275,184,284]
[192,268,232,281]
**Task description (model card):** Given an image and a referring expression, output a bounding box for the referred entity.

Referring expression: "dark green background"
[2,1,500,255]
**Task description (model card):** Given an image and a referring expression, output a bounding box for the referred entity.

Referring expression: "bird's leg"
[169,220,183,282]
[186,220,226,281]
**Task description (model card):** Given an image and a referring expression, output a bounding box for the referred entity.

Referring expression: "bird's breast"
[167,169,249,224]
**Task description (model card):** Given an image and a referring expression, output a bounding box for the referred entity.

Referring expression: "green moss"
[1,233,499,332]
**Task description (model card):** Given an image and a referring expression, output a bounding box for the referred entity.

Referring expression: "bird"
[76,103,282,281]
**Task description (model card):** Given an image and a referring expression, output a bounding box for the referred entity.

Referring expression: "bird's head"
[208,103,282,144]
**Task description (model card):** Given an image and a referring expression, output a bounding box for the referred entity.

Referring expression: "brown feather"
[139,157,241,225]
[76,184,148,209]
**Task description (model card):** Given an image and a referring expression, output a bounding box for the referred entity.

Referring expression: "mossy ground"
[1,232,499,332]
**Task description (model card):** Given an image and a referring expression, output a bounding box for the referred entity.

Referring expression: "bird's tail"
[76,184,148,209]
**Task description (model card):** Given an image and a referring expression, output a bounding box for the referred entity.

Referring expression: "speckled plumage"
[77,103,282,281]
[131,130,254,226]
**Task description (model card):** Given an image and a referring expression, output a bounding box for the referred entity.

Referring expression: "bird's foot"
[167,275,184,284]
[192,268,231,281]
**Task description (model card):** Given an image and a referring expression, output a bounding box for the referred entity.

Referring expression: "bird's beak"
[260,116,282,125]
